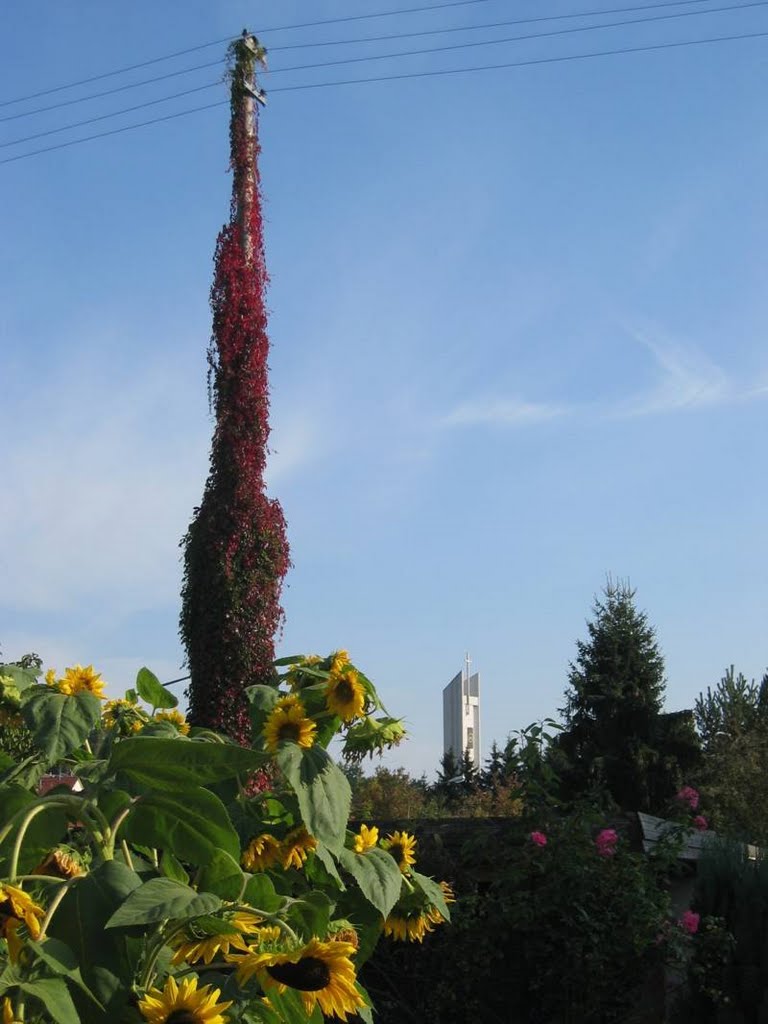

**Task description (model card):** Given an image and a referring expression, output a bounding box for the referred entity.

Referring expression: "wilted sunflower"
[329,649,351,675]
[381,830,417,873]
[383,909,434,943]
[426,881,454,925]
[171,912,262,966]
[281,826,318,870]
[32,848,85,880]
[242,833,282,872]
[58,664,106,699]
[154,709,191,735]
[235,937,364,1021]
[138,975,232,1024]
[262,702,316,753]
[352,824,379,853]
[325,669,365,723]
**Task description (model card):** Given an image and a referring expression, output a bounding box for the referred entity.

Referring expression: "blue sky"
[2,0,767,777]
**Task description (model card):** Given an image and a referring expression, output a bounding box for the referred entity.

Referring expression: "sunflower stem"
[38,877,78,940]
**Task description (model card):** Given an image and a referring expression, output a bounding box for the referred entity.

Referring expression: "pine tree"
[558,578,698,812]
[180,35,289,744]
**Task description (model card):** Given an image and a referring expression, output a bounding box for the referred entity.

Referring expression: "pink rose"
[595,828,618,857]
[679,910,700,935]
[693,815,708,831]
[676,786,700,810]
[530,831,547,847]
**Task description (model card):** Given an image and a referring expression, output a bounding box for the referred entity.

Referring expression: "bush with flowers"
[0,653,451,1024]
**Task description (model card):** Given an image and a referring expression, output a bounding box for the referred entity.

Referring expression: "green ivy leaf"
[108,737,264,790]
[336,847,403,918]
[119,787,239,864]
[276,745,351,853]
[106,878,221,928]
[21,689,101,762]
[135,668,178,710]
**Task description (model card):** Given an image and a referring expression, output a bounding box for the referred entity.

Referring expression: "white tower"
[442,653,481,768]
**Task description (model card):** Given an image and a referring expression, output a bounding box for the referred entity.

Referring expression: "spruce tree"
[559,578,698,812]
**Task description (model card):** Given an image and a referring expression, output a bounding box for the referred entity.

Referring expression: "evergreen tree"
[180,37,289,744]
[558,578,699,812]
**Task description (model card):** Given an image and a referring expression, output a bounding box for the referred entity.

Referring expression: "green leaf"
[135,667,178,710]
[410,869,451,922]
[0,665,38,692]
[106,878,221,928]
[108,736,264,790]
[46,860,143,1024]
[18,978,80,1024]
[192,915,241,936]
[160,850,189,885]
[198,849,246,901]
[243,873,284,913]
[312,842,345,888]
[268,984,323,1024]
[273,656,306,667]
[26,937,104,1008]
[119,787,239,864]
[21,689,101,762]
[337,847,403,918]
[276,745,351,853]
[289,890,333,941]
[245,685,280,735]
[0,784,68,874]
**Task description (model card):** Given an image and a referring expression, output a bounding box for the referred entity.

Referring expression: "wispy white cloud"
[440,396,566,428]
[614,326,732,417]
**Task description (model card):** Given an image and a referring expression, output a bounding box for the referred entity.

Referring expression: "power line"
[267,0,768,76]
[1,0,758,149]
[1,26,766,168]
[0,59,224,124]
[2,0,763,126]
[0,0,499,109]
[267,0,750,50]
[0,81,222,150]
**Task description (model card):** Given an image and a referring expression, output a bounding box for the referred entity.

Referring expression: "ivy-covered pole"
[180,32,289,744]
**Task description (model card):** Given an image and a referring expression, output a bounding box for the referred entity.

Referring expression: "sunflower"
[171,912,262,966]
[281,826,318,870]
[381,830,417,873]
[352,824,379,854]
[326,669,365,723]
[138,975,232,1024]
[383,909,434,943]
[329,650,351,675]
[154,709,191,735]
[242,833,282,872]
[32,848,85,880]
[0,885,44,963]
[44,668,58,688]
[426,881,455,925]
[102,698,146,735]
[59,664,106,699]
[235,937,364,1021]
[262,702,316,753]
[0,884,44,939]
[2,997,21,1024]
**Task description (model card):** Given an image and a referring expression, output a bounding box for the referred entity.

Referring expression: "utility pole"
[180,31,289,745]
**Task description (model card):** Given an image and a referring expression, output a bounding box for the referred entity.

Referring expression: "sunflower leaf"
[410,870,451,922]
[21,689,101,763]
[336,847,403,918]
[276,745,350,853]
[106,878,221,928]
[135,667,178,710]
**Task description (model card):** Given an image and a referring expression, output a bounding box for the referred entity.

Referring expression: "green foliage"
[675,839,768,1022]
[693,667,768,844]
[558,578,700,812]
[0,655,433,1024]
